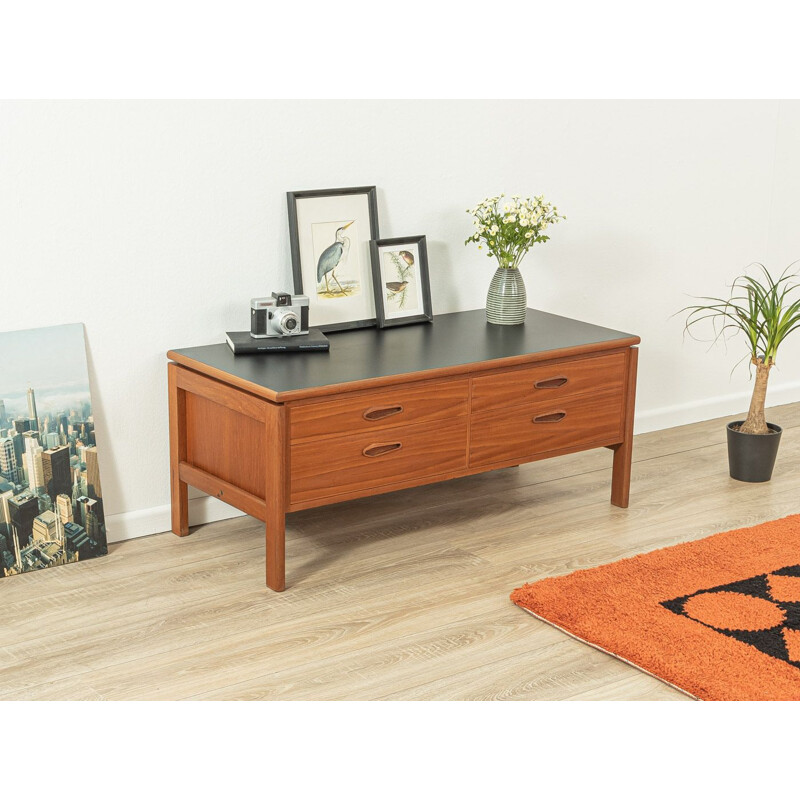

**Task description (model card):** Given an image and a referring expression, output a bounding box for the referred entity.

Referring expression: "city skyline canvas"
[0,323,108,578]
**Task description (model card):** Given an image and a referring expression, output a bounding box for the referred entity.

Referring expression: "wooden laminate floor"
[2,404,799,700]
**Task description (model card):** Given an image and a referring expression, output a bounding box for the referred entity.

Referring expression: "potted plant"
[465,194,565,325]
[682,264,800,482]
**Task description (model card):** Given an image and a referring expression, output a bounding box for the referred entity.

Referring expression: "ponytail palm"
[682,264,800,435]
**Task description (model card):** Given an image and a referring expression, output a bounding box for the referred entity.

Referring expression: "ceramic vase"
[486,266,527,325]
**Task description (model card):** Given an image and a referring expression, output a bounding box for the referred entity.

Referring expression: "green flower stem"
[465,193,565,267]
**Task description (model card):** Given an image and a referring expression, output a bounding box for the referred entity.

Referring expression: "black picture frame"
[369,235,433,329]
[287,186,380,333]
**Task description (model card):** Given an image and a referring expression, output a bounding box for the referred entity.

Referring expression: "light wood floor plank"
[2,402,798,700]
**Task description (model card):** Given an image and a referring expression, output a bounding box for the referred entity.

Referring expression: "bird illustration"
[317,220,354,295]
[385,281,409,293]
[398,250,415,267]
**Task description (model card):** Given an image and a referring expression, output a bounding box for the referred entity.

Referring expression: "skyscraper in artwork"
[32,510,59,543]
[23,438,45,493]
[8,492,40,551]
[27,388,39,433]
[77,496,103,543]
[85,446,102,501]
[9,431,23,470]
[0,438,20,484]
[0,479,14,537]
[43,446,72,504]
[56,493,74,525]
[22,429,41,451]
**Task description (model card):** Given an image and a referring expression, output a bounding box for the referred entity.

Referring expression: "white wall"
[2,100,799,541]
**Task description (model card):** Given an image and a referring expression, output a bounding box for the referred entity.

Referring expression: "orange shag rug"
[511,514,800,700]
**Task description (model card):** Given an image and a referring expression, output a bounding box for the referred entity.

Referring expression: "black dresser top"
[168,308,639,401]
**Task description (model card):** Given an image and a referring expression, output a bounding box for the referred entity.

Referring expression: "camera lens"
[273,308,299,334]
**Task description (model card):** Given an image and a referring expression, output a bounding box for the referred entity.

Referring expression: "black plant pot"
[726,421,783,483]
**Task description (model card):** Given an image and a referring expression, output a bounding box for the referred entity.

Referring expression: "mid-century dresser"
[167,309,639,591]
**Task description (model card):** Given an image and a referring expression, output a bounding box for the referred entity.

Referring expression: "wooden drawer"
[471,351,627,413]
[469,387,624,468]
[290,378,469,442]
[291,417,468,504]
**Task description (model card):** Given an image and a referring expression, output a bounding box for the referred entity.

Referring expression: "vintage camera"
[250,292,310,338]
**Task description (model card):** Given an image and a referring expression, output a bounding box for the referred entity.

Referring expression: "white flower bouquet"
[465,194,565,268]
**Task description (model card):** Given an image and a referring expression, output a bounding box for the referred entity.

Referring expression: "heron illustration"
[317,220,354,296]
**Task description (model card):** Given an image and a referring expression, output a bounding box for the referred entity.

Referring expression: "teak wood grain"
[167,340,641,404]
[264,401,287,592]
[290,377,469,443]
[470,350,627,413]
[611,347,639,508]
[180,462,266,521]
[168,363,188,536]
[176,366,265,421]
[290,417,469,506]
[469,387,625,468]
[166,310,640,591]
[185,392,267,500]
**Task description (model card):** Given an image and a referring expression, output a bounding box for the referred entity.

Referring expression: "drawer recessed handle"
[534,376,569,389]
[363,405,404,421]
[533,411,567,424]
[363,442,403,457]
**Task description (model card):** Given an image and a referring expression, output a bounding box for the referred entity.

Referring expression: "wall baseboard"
[633,380,800,434]
[105,380,800,545]
[106,495,243,544]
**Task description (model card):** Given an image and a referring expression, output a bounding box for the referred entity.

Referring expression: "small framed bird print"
[287,186,380,332]
[369,235,433,328]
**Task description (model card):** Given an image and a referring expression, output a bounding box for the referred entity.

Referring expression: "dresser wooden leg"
[611,441,632,508]
[266,514,286,592]
[171,479,189,536]
[611,347,638,508]
[265,401,287,591]
[168,363,190,536]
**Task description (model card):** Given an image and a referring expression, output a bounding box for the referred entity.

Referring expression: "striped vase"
[486,266,527,325]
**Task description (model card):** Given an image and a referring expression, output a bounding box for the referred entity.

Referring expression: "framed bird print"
[287,186,380,332]
[369,235,433,328]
